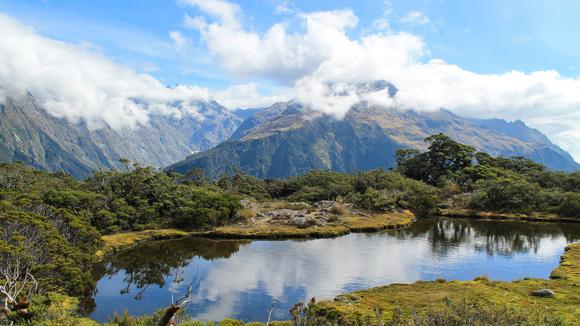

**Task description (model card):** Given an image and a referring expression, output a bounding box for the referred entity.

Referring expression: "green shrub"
[468,178,541,213]
[558,192,580,218]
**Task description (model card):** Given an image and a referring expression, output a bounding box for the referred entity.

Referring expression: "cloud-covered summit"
[180,0,580,160]
[0,14,210,129]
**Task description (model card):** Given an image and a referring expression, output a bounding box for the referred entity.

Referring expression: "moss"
[210,224,351,239]
[343,210,415,232]
[99,228,192,258]
[315,243,580,324]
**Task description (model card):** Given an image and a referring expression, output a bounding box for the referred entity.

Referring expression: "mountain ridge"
[0,95,242,178]
[169,85,579,179]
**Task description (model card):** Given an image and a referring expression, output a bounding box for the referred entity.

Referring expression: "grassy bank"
[98,207,573,258]
[98,209,415,256]
[209,210,415,239]
[440,208,580,223]
[97,228,194,259]
[313,242,580,324]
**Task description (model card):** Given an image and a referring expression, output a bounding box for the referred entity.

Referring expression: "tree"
[559,192,580,218]
[118,158,131,172]
[396,134,476,186]
[184,168,208,186]
[424,134,476,183]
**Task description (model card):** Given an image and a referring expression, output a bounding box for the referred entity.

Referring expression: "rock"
[240,199,254,209]
[530,289,555,298]
[334,294,361,303]
[269,209,295,220]
[316,200,336,210]
[288,202,310,208]
[288,216,318,228]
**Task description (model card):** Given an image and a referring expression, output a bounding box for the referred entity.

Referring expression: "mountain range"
[1,81,578,179]
[0,95,242,178]
[169,81,580,179]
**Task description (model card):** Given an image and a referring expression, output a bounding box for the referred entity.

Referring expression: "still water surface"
[90,218,580,322]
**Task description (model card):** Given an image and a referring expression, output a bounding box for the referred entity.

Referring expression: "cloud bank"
[0,14,210,129]
[181,0,580,160]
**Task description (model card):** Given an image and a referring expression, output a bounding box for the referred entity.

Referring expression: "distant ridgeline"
[169,81,580,180]
[0,95,243,178]
[1,81,578,179]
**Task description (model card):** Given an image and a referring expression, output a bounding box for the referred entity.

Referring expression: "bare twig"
[266,302,276,326]
[157,270,203,326]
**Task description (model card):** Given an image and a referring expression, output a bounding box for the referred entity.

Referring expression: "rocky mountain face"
[169,82,580,179]
[0,95,242,178]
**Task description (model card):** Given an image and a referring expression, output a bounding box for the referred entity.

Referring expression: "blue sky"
[3,0,579,87]
[1,0,580,159]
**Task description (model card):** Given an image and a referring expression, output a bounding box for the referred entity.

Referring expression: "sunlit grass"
[211,209,415,239]
[98,228,192,258]
[316,242,580,324]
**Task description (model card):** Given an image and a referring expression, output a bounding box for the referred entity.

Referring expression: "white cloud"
[178,0,241,29]
[372,18,391,31]
[169,30,190,56]
[180,0,580,161]
[0,14,210,129]
[213,83,293,109]
[400,11,431,25]
[273,0,295,15]
[182,1,358,83]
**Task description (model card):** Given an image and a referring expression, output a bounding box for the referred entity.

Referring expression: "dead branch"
[0,269,37,321]
[266,302,276,326]
[156,271,202,326]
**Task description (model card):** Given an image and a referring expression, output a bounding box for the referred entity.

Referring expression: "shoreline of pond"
[90,217,580,325]
[97,208,579,261]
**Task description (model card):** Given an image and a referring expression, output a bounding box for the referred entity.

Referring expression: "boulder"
[530,289,555,298]
[268,209,295,220]
[334,294,361,303]
[240,199,255,209]
[316,200,336,210]
[288,216,318,228]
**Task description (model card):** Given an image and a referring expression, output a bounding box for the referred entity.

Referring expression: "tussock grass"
[98,229,192,258]
[210,210,415,239]
[440,208,579,223]
[315,242,580,324]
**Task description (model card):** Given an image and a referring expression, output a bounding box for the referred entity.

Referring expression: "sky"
[1,0,580,160]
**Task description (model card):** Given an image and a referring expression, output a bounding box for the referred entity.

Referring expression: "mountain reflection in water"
[89,218,580,323]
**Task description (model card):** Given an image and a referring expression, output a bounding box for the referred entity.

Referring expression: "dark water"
[89,218,580,322]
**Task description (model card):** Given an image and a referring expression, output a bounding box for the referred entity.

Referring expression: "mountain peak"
[170,100,579,179]
[356,80,398,97]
